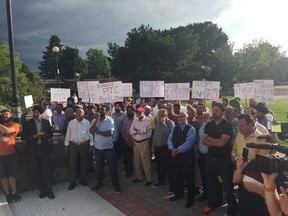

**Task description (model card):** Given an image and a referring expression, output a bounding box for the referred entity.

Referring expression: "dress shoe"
[145,181,153,186]
[115,186,121,194]
[169,195,184,201]
[132,179,142,183]
[39,192,46,198]
[152,182,164,187]
[201,207,216,215]
[185,199,195,208]
[68,183,76,190]
[197,194,208,202]
[91,184,103,191]
[47,192,55,199]
[79,180,88,186]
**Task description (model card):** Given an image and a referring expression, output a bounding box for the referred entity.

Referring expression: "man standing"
[130,107,153,186]
[52,103,66,132]
[21,105,54,199]
[64,106,93,190]
[90,105,120,193]
[202,103,238,216]
[168,112,196,208]
[0,110,21,203]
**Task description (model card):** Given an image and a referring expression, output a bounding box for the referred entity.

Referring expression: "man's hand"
[261,172,278,188]
[89,146,94,152]
[279,187,288,215]
[64,146,69,153]
[171,148,179,157]
[236,157,247,171]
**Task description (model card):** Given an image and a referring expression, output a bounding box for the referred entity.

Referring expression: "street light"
[52,46,60,88]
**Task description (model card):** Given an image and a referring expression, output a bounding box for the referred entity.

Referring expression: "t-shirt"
[0,122,20,156]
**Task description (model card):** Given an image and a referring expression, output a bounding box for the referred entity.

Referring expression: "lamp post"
[6,0,22,123]
[52,46,60,88]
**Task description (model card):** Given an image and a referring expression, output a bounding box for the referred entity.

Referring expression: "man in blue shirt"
[168,112,196,208]
[90,105,120,193]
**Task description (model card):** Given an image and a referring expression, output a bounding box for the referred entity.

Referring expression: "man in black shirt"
[202,103,238,216]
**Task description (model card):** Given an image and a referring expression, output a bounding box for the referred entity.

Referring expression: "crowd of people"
[0,95,288,216]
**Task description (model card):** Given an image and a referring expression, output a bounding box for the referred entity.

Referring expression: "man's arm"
[177,127,196,153]
[203,133,231,147]
[0,124,16,135]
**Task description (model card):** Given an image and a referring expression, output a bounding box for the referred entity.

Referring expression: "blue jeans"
[94,148,119,188]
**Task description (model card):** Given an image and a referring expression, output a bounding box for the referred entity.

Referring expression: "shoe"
[5,194,15,203]
[185,199,195,208]
[47,192,55,199]
[169,195,184,201]
[132,179,142,183]
[197,194,208,202]
[201,207,216,215]
[145,181,153,186]
[79,180,88,186]
[39,192,46,198]
[12,193,21,201]
[91,184,103,191]
[152,182,164,187]
[68,183,76,190]
[115,186,121,194]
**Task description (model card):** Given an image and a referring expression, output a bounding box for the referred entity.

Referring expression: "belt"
[133,138,149,143]
[70,140,89,145]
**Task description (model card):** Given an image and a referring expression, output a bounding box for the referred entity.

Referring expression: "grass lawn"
[267,101,288,122]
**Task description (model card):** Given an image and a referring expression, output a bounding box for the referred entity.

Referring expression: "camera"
[255,154,288,174]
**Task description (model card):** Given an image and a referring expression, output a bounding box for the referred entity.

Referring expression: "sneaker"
[115,186,121,194]
[12,193,21,202]
[201,207,216,215]
[5,194,15,204]
[47,192,55,199]
[68,182,76,190]
[145,181,153,186]
[152,182,164,188]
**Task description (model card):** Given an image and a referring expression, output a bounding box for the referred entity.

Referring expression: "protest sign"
[140,81,164,97]
[96,81,123,103]
[254,80,274,103]
[234,82,254,99]
[164,83,190,100]
[77,81,90,102]
[87,81,100,103]
[24,95,34,108]
[50,88,71,102]
[122,83,133,97]
[191,81,220,99]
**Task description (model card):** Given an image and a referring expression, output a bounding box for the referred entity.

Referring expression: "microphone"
[246,143,279,150]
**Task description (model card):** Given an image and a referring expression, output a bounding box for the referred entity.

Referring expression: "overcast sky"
[0,0,287,71]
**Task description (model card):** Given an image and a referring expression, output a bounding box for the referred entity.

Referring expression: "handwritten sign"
[140,81,164,97]
[234,82,254,99]
[77,81,90,102]
[95,81,123,103]
[122,83,133,97]
[87,81,100,103]
[254,80,274,103]
[191,81,220,100]
[50,88,71,102]
[24,95,34,108]
[164,83,190,100]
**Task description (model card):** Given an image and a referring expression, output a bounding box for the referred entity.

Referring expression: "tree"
[86,48,111,79]
[39,35,63,79]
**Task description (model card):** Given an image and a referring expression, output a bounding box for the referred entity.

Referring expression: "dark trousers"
[171,149,195,201]
[69,143,88,183]
[206,157,238,215]
[94,148,119,189]
[198,152,208,196]
[28,154,52,194]
[155,145,172,185]
[123,143,133,176]
[115,134,124,161]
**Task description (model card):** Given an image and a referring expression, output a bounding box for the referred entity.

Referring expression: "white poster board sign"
[164,83,190,100]
[96,81,123,103]
[122,83,133,97]
[140,81,164,97]
[191,81,220,100]
[87,81,100,103]
[234,82,254,99]
[77,81,90,102]
[50,88,71,102]
[253,80,274,103]
[24,95,34,108]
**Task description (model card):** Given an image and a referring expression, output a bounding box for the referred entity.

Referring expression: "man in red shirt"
[0,109,20,203]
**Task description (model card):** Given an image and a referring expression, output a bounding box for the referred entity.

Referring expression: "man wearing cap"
[0,109,21,203]
[64,106,93,190]
[130,106,153,186]
[21,105,55,199]
[255,103,270,130]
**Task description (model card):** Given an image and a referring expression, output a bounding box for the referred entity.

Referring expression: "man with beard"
[167,112,196,208]
[130,107,153,186]
[121,105,136,177]
[90,105,120,193]
[112,102,126,161]
[0,110,21,203]
[202,103,238,216]
[21,105,55,199]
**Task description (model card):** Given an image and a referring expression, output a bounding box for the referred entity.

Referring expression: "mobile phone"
[242,148,249,162]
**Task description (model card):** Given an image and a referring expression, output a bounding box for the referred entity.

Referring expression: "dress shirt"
[52,112,66,130]
[64,118,93,146]
[198,125,208,154]
[130,116,152,141]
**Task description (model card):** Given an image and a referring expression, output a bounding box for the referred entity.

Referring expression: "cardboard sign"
[24,95,34,108]
[77,81,90,102]
[50,88,71,102]
[122,83,133,97]
[253,80,274,103]
[164,83,190,100]
[96,81,123,103]
[87,81,100,103]
[191,81,220,99]
[234,82,254,99]
[140,81,164,97]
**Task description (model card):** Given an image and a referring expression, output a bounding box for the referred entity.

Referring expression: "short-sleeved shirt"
[204,119,233,160]
[0,122,20,156]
